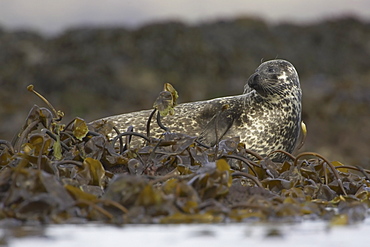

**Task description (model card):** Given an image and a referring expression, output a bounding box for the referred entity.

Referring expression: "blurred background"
[0,0,369,167]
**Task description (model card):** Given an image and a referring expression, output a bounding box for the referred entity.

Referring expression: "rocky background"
[0,17,369,167]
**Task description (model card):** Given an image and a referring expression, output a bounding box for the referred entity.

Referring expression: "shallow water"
[4,219,370,247]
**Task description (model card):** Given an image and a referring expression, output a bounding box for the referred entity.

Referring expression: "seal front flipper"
[197,104,235,146]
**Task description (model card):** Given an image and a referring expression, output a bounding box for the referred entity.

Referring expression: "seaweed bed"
[0,85,369,226]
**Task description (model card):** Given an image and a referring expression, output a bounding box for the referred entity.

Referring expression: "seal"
[90,59,302,161]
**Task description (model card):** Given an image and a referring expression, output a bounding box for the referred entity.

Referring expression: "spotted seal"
[90,59,302,161]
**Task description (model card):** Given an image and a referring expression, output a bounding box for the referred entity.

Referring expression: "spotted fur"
[90,59,302,162]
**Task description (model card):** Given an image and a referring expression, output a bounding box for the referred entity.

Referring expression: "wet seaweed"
[0,84,369,226]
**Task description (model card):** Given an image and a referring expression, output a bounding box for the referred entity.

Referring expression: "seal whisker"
[260,82,278,96]
[262,83,286,96]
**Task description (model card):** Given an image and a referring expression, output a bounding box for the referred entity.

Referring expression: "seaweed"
[0,84,369,226]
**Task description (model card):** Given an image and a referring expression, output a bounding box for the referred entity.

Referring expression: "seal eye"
[267,67,276,73]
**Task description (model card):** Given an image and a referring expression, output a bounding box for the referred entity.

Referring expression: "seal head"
[246,59,301,99]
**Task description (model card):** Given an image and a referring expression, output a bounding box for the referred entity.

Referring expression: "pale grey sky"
[0,0,369,35]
